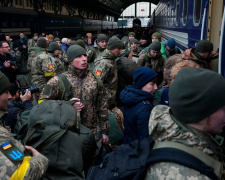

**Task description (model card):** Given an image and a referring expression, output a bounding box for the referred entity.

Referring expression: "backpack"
[86,138,220,180]
[15,100,96,180]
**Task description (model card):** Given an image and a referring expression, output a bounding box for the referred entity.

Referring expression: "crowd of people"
[0,28,224,179]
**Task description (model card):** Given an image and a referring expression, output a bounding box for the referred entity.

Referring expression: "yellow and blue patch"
[96,67,102,76]
[2,142,12,150]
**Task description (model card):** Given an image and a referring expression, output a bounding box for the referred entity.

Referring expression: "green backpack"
[15,100,96,179]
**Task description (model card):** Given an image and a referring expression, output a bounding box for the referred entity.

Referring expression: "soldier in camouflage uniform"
[93,34,108,59]
[39,45,109,143]
[126,38,141,60]
[94,37,123,109]
[47,42,65,74]
[123,32,135,50]
[30,38,57,100]
[145,68,225,180]
[181,40,218,70]
[54,38,68,70]
[138,41,166,84]
[0,72,48,179]
[27,33,38,49]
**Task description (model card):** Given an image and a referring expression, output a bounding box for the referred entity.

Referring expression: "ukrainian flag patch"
[2,142,12,150]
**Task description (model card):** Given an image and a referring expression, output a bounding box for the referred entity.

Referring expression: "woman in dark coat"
[120,66,158,144]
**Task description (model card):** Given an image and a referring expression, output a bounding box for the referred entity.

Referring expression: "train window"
[183,0,188,26]
[193,0,202,26]
[176,0,180,26]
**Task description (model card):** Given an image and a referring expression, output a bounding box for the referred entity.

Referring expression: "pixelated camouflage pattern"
[39,65,109,135]
[145,105,225,180]
[58,49,68,71]
[48,53,65,74]
[93,40,105,59]
[0,111,48,180]
[137,50,166,74]
[181,48,219,70]
[94,49,118,108]
[28,39,37,49]
[27,47,46,73]
[86,47,96,63]
[30,52,57,99]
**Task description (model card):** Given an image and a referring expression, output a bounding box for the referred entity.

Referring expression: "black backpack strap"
[58,73,74,100]
[146,147,219,180]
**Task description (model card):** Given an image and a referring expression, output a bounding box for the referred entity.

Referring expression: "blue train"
[0,7,118,38]
[150,0,225,76]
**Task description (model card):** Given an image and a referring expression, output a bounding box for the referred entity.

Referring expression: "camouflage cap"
[169,67,225,124]
[67,45,86,62]
[0,72,10,95]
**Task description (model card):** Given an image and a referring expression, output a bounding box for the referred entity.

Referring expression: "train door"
[207,0,224,72]
[218,3,225,77]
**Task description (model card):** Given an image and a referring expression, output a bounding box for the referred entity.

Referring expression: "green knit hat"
[107,37,123,50]
[33,33,38,37]
[67,45,86,62]
[149,41,161,51]
[128,32,136,37]
[97,34,108,42]
[152,32,161,41]
[0,72,10,95]
[130,39,139,44]
[48,42,61,52]
[75,39,86,49]
[54,38,61,42]
[37,37,48,48]
[196,40,213,53]
[70,40,76,45]
[169,67,225,124]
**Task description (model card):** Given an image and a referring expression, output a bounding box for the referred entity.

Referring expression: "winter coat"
[120,85,154,144]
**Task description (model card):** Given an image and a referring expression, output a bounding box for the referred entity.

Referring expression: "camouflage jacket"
[30,52,57,95]
[93,40,105,59]
[28,38,37,49]
[27,47,46,73]
[47,53,65,74]
[0,111,48,180]
[181,48,219,70]
[94,49,118,108]
[145,105,225,180]
[39,65,109,135]
[137,50,166,74]
[86,46,96,63]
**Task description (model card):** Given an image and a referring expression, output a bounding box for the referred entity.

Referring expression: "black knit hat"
[149,41,161,51]
[107,37,123,50]
[0,72,10,95]
[97,34,108,42]
[48,42,61,52]
[169,67,225,124]
[67,45,86,62]
[37,37,48,48]
[196,40,213,53]
[140,34,148,40]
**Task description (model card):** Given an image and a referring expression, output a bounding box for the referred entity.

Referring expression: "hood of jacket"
[120,85,154,107]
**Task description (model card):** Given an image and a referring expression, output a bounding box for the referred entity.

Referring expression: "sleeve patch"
[96,67,102,76]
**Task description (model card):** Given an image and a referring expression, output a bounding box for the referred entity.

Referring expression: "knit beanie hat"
[196,40,213,53]
[9,83,19,97]
[107,37,123,50]
[48,42,61,52]
[48,34,54,39]
[133,67,158,89]
[75,39,86,49]
[54,38,61,42]
[140,34,148,40]
[169,67,225,124]
[0,72,10,95]
[33,33,38,37]
[149,41,161,51]
[37,37,48,48]
[67,45,86,62]
[130,39,139,44]
[166,38,176,49]
[97,34,108,42]
[152,32,161,41]
[128,32,136,37]
[70,40,76,45]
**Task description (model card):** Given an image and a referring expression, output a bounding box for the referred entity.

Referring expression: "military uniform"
[181,48,219,70]
[94,49,118,109]
[30,52,56,99]
[39,64,109,136]
[28,38,37,49]
[145,105,225,180]
[47,52,65,74]
[0,111,48,179]
[93,40,105,58]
